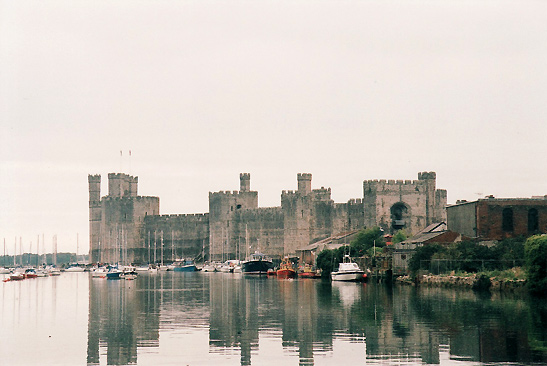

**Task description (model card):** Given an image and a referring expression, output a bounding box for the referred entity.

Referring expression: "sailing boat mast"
[245,224,249,260]
[160,231,164,266]
[154,230,157,265]
[53,234,57,266]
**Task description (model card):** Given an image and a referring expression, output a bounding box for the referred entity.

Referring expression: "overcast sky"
[1,0,546,254]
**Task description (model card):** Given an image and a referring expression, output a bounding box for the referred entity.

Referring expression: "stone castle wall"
[143,214,209,262]
[90,171,447,263]
[363,172,447,235]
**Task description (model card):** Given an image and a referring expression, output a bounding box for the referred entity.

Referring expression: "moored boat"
[276,257,296,279]
[298,264,320,279]
[331,255,366,282]
[172,259,198,272]
[65,264,85,272]
[124,271,138,280]
[201,261,218,272]
[24,268,38,279]
[91,266,108,278]
[241,252,274,276]
[106,266,123,280]
[47,266,61,276]
[10,270,25,281]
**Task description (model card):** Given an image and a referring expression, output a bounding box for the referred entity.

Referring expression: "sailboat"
[0,239,10,274]
[65,234,85,272]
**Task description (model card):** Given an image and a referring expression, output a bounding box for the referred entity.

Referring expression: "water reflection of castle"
[86,274,545,365]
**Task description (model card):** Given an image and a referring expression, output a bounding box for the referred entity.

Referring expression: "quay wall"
[396,274,527,292]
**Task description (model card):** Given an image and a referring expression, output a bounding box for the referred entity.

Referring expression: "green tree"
[392,230,409,244]
[350,227,385,257]
[316,249,335,276]
[525,234,547,295]
[452,240,495,272]
[408,243,444,273]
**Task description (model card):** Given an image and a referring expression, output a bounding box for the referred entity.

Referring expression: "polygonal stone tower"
[363,171,447,234]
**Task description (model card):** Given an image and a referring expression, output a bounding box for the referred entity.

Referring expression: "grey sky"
[1,0,546,253]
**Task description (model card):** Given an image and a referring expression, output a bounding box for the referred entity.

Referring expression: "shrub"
[525,235,547,295]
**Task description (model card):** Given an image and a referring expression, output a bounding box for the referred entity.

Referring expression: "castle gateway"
[89,172,447,264]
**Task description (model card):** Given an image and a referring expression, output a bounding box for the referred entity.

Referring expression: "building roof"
[296,231,358,252]
[400,222,449,244]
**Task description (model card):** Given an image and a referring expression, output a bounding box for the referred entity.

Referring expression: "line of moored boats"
[1,252,368,283]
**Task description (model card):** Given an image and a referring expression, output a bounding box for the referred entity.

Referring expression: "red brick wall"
[476,199,547,240]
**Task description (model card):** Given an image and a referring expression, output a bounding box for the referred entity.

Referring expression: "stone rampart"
[400,274,528,292]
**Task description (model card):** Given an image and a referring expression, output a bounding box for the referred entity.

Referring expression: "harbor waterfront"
[1,271,547,365]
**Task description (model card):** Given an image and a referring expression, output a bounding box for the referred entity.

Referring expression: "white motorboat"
[65,265,85,272]
[201,262,217,272]
[47,266,61,276]
[331,255,366,282]
[91,267,108,278]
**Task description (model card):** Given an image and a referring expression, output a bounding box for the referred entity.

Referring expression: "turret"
[240,173,250,192]
[88,174,101,202]
[108,173,138,197]
[88,174,102,263]
[297,173,312,195]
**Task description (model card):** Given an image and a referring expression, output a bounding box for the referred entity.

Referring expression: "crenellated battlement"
[102,195,158,201]
[155,213,209,221]
[209,190,255,197]
[347,198,363,204]
[88,174,101,182]
[418,171,436,180]
[364,179,423,186]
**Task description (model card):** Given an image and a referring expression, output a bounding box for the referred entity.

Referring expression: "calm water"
[1,272,546,366]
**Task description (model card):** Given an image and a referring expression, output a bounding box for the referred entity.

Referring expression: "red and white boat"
[276,257,296,279]
[10,271,25,281]
[24,268,38,279]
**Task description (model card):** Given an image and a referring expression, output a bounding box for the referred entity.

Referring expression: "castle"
[88,172,447,264]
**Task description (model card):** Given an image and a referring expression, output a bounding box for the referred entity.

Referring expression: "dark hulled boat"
[241,252,274,275]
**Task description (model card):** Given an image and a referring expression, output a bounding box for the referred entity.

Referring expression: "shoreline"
[395,273,527,292]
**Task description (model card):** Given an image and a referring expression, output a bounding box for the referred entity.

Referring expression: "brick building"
[447,197,547,240]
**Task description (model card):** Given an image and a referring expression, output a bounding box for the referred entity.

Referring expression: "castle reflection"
[86,273,547,365]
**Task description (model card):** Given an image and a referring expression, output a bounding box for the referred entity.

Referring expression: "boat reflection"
[86,272,547,365]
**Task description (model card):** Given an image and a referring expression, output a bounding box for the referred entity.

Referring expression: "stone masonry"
[89,171,447,264]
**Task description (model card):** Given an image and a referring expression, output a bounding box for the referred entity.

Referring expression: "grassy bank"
[396,267,527,291]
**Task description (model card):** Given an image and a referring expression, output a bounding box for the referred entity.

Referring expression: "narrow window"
[502,208,514,232]
[528,208,539,232]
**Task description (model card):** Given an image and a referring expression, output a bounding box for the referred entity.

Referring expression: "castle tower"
[208,174,259,261]
[363,171,447,234]
[297,173,312,195]
[418,171,437,227]
[240,173,250,192]
[88,174,102,263]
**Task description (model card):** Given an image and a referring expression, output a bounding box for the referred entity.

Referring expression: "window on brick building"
[502,208,514,232]
[528,208,539,233]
